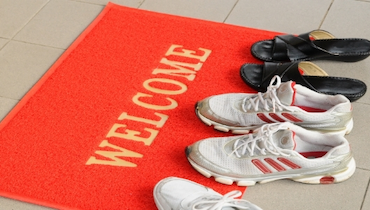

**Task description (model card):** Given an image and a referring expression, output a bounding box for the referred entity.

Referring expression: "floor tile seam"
[68,0,108,6]
[8,0,51,44]
[318,0,334,29]
[69,0,101,6]
[360,175,370,210]
[353,101,370,106]
[357,167,370,172]
[7,39,66,51]
[355,0,370,3]
[222,0,240,23]
[0,96,19,102]
[0,39,11,51]
[68,0,145,7]
[138,0,146,8]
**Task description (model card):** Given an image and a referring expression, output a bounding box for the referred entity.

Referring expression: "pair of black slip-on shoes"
[241,29,370,102]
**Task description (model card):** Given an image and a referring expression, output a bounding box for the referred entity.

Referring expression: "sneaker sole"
[187,157,356,186]
[195,102,354,135]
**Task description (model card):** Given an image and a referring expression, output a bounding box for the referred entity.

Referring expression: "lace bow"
[242,75,291,113]
[231,123,292,158]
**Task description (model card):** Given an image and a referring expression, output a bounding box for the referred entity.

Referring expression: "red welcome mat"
[0,3,280,210]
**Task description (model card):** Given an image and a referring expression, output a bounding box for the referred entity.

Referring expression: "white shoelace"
[231,123,291,158]
[192,190,250,210]
[242,75,291,113]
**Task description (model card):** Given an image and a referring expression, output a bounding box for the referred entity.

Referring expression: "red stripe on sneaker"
[257,113,274,123]
[320,176,335,184]
[252,159,272,174]
[297,106,326,112]
[290,82,296,105]
[277,158,301,169]
[281,113,302,122]
[269,113,285,122]
[264,158,286,172]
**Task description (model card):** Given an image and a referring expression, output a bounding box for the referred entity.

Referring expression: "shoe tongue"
[272,129,296,150]
[276,81,296,106]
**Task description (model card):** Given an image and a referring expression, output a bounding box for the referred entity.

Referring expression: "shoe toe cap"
[196,94,248,127]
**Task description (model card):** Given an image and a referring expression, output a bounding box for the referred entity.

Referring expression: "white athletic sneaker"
[153,177,263,210]
[186,122,355,186]
[196,75,353,134]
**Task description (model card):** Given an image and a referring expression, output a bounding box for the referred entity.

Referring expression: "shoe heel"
[292,157,356,184]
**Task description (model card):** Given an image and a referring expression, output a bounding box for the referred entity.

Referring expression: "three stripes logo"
[252,158,301,174]
[257,113,302,123]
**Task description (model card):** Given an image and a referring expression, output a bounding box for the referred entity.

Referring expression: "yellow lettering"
[152,58,202,81]
[86,140,143,167]
[118,112,169,128]
[132,92,178,110]
[143,78,187,95]
[106,123,158,145]
[88,44,212,168]
[166,44,212,62]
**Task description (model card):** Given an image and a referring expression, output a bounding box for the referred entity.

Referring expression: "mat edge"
[0,2,270,208]
[0,2,117,210]
[0,3,117,132]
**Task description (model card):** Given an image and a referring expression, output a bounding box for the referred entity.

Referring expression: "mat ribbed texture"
[0,3,279,209]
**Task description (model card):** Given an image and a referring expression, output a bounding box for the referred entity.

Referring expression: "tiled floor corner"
[13,0,104,49]
[1,0,370,209]
[0,41,64,100]
[0,0,49,39]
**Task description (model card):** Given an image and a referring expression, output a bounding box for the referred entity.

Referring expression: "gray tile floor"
[1,0,370,209]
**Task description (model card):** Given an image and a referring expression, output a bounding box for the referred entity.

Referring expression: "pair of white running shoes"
[154,75,355,210]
